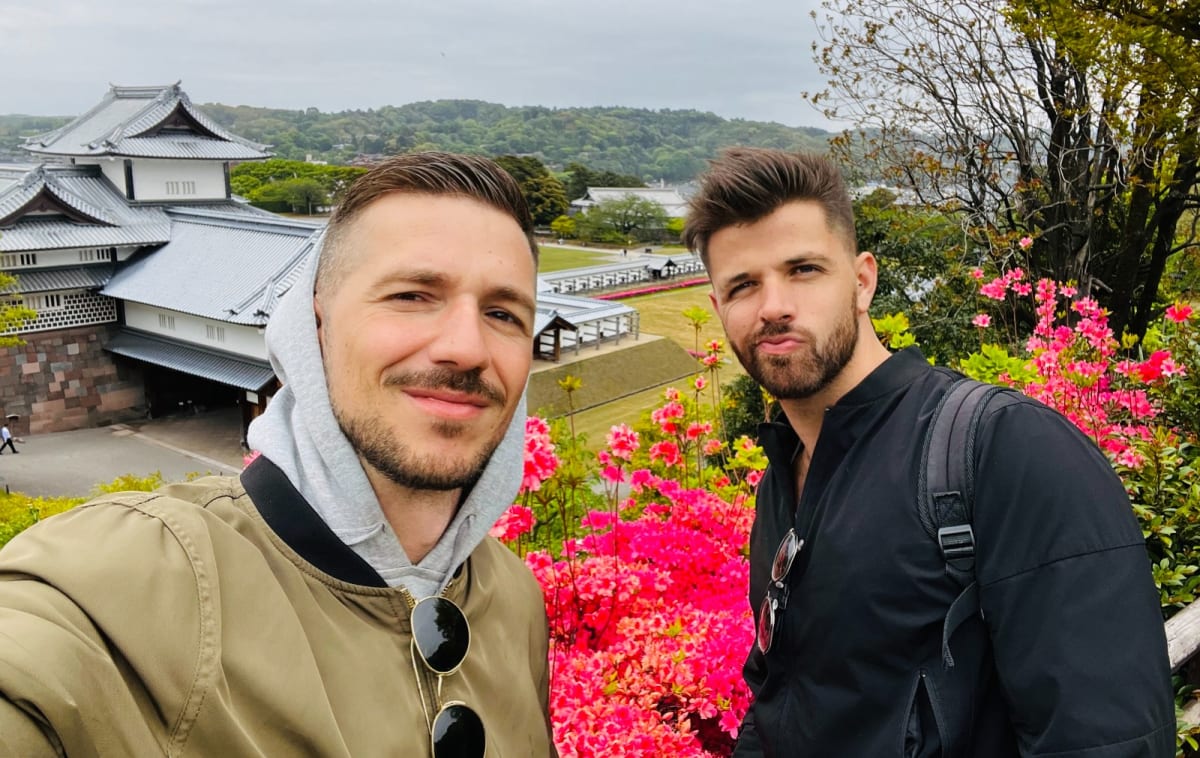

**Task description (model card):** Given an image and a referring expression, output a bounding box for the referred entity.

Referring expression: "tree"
[550,215,576,240]
[0,271,37,347]
[494,155,569,226]
[229,160,365,205]
[278,178,328,215]
[722,374,773,443]
[576,195,669,244]
[665,217,686,244]
[810,0,1200,339]
[855,195,979,361]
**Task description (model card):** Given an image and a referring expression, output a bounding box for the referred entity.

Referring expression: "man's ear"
[313,295,324,338]
[855,251,878,313]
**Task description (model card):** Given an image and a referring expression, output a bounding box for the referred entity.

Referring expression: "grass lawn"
[537,246,613,272]
[624,284,730,356]
[564,283,748,448]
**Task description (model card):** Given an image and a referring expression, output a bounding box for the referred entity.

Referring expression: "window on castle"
[165,180,197,196]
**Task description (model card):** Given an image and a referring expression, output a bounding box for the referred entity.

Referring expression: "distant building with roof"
[0,82,312,437]
[1,82,647,440]
[569,187,689,218]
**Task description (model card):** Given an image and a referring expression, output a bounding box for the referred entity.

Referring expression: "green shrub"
[0,473,170,551]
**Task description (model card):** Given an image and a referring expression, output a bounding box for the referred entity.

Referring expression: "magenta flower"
[490,505,535,542]
[649,440,683,467]
[980,278,1008,300]
[1165,303,1194,323]
[606,424,640,461]
[972,314,992,328]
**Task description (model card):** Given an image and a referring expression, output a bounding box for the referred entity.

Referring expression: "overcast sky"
[0,0,837,128]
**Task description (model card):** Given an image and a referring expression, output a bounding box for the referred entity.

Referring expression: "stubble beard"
[732,300,860,401]
[332,367,509,491]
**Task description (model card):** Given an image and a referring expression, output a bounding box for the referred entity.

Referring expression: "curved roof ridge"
[23,82,270,159]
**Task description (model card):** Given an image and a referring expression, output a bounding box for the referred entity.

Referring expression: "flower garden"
[495,266,1200,756]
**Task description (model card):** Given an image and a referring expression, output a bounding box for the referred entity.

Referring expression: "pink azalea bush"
[495,339,766,756]
[967,271,1200,616]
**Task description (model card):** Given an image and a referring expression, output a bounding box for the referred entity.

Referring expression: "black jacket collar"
[240,455,388,587]
[758,347,933,469]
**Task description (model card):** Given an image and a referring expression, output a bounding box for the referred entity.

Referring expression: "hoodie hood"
[247,230,527,599]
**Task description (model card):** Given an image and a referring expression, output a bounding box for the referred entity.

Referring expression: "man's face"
[315,193,535,491]
[706,200,870,400]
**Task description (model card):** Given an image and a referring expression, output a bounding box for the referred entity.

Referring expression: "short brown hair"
[683,148,856,266]
[316,151,538,298]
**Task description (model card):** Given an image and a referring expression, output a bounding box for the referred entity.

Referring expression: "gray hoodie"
[247,232,527,599]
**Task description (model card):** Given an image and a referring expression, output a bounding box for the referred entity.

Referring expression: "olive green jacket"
[0,461,556,757]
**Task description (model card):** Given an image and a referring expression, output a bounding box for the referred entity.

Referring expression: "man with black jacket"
[683,148,1174,756]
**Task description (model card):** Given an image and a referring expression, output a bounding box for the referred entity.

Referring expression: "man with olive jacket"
[0,152,557,757]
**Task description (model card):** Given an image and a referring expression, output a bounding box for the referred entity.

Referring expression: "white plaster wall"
[73,158,128,194]
[130,160,226,201]
[124,303,267,360]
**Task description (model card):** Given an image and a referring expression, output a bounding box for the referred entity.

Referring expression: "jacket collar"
[758,346,930,469]
[241,455,388,588]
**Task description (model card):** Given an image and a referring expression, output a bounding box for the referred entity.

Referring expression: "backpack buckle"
[937,524,976,565]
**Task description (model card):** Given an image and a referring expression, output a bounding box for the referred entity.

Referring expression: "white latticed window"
[205,324,226,343]
[158,313,176,330]
[4,291,116,333]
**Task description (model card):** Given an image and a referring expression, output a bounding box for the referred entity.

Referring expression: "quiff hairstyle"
[683,148,857,266]
[316,151,538,299]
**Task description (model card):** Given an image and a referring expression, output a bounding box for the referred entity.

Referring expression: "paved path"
[0,414,244,500]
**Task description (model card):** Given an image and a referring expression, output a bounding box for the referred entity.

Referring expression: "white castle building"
[0,83,639,440]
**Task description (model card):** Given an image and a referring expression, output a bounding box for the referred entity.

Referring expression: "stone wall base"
[1,324,146,435]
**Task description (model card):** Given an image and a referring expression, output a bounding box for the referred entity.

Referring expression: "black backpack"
[917,377,1018,669]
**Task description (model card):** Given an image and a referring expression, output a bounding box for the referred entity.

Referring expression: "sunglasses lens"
[757,595,775,653]
[770,530,797,582]
[412,597,470,675]
[432,703,485,758]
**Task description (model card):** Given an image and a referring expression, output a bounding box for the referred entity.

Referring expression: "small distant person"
[0,424,17,454]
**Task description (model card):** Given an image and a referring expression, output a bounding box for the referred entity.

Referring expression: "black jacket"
[734,348,1174,757]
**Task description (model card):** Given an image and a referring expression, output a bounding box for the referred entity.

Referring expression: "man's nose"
[427,297,490,370]
[758,278,795,323]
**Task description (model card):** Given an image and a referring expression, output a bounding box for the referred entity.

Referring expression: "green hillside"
[0,101,832,182]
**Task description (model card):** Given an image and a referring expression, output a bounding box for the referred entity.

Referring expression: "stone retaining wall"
[0,325,145,435]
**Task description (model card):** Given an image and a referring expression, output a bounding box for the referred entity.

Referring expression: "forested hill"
[1,101,833,182]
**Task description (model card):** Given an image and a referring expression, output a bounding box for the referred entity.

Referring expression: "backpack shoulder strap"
[918,377,1008,669]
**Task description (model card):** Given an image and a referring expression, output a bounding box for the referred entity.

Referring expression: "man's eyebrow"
[718,271,752,292]
[373,269,447,289]
[488,285,537,317]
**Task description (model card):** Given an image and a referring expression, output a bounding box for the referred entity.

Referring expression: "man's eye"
[728,282,752,297]
[391,291,426,302]
[488,309,523,327]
